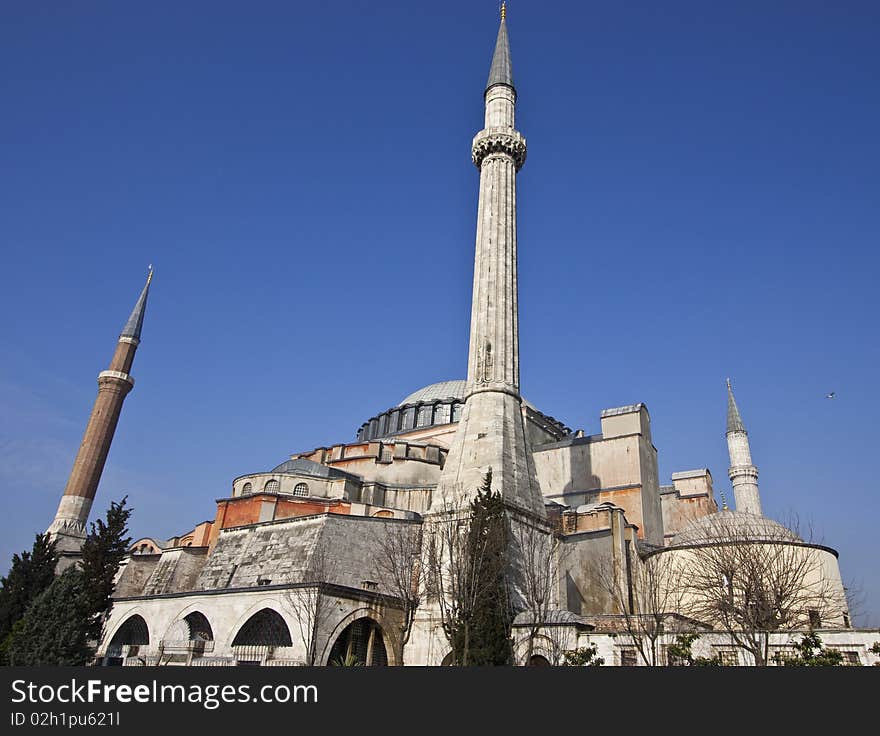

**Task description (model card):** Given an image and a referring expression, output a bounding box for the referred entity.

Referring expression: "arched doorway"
[231,608,292,665]
[105,615,149,666]
[328,618,388,666]
[528,654,551,667]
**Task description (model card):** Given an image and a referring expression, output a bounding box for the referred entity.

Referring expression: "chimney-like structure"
[47,269,153,552]
[431,8,543,515]
[726,379,762,516]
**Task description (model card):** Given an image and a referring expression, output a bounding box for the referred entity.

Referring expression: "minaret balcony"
[472,128,527,170]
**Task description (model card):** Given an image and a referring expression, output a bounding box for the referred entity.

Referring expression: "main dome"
[356,380,565,442]
[399,380,467,406]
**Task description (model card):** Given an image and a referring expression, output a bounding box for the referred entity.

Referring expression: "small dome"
[399,380,467,406]
[270,458,359,481]
[673,510,802,546]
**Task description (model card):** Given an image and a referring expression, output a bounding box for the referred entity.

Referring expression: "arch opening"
[328,618,388,666]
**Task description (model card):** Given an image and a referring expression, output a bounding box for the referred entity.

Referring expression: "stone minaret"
[432,8,543,515]
[47,270,153,552]
[726,379,762,516]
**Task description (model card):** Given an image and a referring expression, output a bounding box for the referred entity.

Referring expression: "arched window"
[231,609,292,647]
[293,483,308,497]
[328,618,388,666]
[264,479,280,493]
[106,614,150,666]
[109,615,150,647]
[183,612,214,642]
[242,482,253,495]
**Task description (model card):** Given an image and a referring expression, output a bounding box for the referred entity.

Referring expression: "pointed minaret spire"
[725,379,762,516]
[47,270,154,558]
[432,11,541,514]
[726,377,745,434]
[120,266,153,342]
[486,5,514,95]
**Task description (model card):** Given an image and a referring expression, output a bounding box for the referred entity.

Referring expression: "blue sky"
[1,1,878,625]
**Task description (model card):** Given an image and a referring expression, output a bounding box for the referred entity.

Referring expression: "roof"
[672,510,801,546]
[399,380,467,405]
[486,18,514,93]
[398,379,537,411]
[726,380,746,434]
[270,458,360,481]
[120,269,152,341]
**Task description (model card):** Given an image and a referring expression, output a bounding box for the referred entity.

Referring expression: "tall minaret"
[726,379,762,516]
[432,7,543,515]
[47,270,153,552]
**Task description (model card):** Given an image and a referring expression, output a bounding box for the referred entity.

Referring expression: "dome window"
[242,482,253,495]
[294,482,309,497]
[417,405,433,427]
[264,479,280,493]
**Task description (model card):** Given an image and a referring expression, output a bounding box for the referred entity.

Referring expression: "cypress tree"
[464,472,513,665]
[7,568,92,666]
[80,497,132,642]
[6,498,133,666]
[0,533,58,664]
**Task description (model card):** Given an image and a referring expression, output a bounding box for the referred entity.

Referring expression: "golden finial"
[719,489,729,511]
[500,2,506,21]
[146,264,154,286]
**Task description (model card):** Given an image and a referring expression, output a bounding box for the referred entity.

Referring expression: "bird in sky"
[825,392,836,399]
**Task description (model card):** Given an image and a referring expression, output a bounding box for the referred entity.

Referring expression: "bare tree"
[285,546,339,666]
[509,517,568,664]
[370,521,425,665]
[592,546,687,666]
[678,514,848,666]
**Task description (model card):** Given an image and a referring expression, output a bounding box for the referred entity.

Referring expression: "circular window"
[294,483,308,497]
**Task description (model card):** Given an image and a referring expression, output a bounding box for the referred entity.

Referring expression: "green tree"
[665,633,722,666]
[6,568,92,666]
[463,475,513,665]
[6,498,132,666]
[79,497,132,642]
[772,633,844,667]
[562,644,604,666]
[0,533,58,664]
[433,471,514,666]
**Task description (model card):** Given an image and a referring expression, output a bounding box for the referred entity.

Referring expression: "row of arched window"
[239,480,310,497]
[105,610,389,666]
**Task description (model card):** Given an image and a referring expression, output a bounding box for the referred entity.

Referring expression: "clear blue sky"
[1,1,878,625]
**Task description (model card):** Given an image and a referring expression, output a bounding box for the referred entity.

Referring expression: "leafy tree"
[79,497,132,642]
[665,633,722,666]
[562,644,604,666]
[772,633,844,667]
[0,533,58,664]
[6,568,92,666]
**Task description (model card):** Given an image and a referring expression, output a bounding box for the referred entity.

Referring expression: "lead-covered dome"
[399,381,467,405]
[356,379,566,442]
[672,510,801,547]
